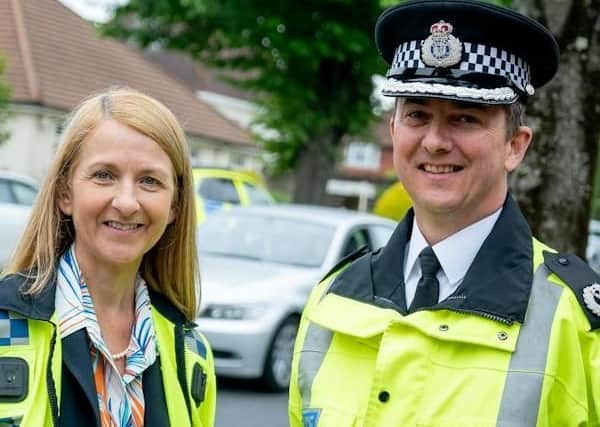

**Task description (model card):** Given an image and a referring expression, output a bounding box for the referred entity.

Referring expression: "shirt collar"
[329,194,534,324]
[405,208,502,285]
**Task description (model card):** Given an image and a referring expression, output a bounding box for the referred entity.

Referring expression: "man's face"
[390,98,531,232]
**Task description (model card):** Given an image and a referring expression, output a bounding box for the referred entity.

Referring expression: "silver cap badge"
[583,283,600,317]
[421,20,463,68]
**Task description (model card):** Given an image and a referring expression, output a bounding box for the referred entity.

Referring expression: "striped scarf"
[55,245,157,427]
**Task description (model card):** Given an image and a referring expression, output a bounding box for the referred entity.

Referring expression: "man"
[289,1,600,426]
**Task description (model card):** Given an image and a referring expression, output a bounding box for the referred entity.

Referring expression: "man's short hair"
[505,102,526,138]
[393,97,526,139]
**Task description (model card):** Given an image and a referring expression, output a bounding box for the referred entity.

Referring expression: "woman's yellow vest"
[0,277,216,427]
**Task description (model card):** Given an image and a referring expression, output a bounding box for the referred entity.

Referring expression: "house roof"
[0,0,252,145]
[144,50,255,102]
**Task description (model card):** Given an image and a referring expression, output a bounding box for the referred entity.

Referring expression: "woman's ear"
[168,204,177,225]
[57,188,73,216]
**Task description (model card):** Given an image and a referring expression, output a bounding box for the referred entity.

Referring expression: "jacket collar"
[0,273,56,320]
[328,194,533,324]
[0,272,187,325]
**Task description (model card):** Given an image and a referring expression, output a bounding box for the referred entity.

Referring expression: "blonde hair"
[4,87,199,320]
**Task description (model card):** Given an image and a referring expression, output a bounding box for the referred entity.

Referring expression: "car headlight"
[200,303,268,320]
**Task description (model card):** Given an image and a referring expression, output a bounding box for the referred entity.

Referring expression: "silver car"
[196,204,396,390]
[0,171,38,268]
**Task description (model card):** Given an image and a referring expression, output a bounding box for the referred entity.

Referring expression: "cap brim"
[382,78,519,104]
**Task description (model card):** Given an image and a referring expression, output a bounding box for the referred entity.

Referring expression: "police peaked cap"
[375,0,559,104]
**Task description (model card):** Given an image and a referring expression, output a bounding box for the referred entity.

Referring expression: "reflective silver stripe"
[297,322,333,408]
[497,264,563,426]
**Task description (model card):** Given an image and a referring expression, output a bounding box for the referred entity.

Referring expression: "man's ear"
[505,125,533,172]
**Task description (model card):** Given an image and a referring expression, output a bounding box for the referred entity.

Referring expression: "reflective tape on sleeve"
[297,322,333,408]
[497,264,563,426]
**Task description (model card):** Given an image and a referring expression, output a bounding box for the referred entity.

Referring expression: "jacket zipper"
[447,307,514,326]
[46,322,59,426]
[175,323,193,424]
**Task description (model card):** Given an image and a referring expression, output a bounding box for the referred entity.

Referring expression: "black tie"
[409,246,440,313]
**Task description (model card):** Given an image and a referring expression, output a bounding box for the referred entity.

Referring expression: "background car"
[0,170,39,205]
[0,171,38,269]
[196,204,396,390]
[587,219,600,272]
[193,168,275,223]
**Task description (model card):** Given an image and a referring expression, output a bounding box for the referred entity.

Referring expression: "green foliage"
[103,0,387,172]
[0,54,10,145]
[373,181,412,221]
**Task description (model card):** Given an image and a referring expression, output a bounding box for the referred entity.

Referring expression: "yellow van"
[193,168,274,223]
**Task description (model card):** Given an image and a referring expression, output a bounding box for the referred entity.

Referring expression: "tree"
[506,0,600,256]
[0,54,10,146]
[103,0,386,204]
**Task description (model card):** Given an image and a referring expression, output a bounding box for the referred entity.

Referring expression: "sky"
[58,0,126,23]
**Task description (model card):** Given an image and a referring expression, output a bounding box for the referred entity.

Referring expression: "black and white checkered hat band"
[389,40,530,92]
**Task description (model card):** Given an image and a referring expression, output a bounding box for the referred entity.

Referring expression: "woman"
[0,88,215,426]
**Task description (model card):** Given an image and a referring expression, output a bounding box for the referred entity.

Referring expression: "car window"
[12,182,38,205]
[198,178,240,204]
[0,180,12,203]
[198,213,335,268]
[369,225,395,249]
[341,228,372,258]
[242,181,273,205]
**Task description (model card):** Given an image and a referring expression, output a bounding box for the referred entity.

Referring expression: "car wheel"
[262,315,299,391]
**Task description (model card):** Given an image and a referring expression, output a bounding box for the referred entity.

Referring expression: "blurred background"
[1,0,599,425]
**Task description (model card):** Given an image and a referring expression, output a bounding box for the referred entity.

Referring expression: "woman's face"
[58,119,177,272]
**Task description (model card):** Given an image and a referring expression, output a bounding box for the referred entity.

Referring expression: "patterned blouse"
[55,246,157,427]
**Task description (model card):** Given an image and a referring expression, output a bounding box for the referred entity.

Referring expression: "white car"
[587,219,600,272]
[0,171,38,269]
[196,204,396,390]
[0,203,32,268]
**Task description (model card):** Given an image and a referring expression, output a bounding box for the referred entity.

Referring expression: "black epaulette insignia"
[321,245,370,281]
[543,251,600,330]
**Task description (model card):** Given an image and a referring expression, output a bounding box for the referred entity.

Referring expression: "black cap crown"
[375,0,559,104]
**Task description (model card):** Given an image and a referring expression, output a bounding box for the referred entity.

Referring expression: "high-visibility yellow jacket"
[0,273,216,427]
[290,196,600,427]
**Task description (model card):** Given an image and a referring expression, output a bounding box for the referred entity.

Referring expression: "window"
[341,228,372,258]
[12,182,38,205]
[198,178,240,204]
[344,142,381,170]
[198,213,335,268]
[369,225,395,249]
[243,182,273,205]
[0,180,12,203]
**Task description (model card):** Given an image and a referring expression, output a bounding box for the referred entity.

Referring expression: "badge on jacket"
[583,283,600,317]
[303,408,321,427]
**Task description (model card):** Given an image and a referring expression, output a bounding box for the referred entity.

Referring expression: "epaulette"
[543,251,600,330]
[0,309,30,346]
[322,245,370,281]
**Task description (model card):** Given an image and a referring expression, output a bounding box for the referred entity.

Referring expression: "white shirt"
[404,208,502,307]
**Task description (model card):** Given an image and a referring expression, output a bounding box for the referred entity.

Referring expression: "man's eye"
[456,115,479,124]
[406,111,426,119]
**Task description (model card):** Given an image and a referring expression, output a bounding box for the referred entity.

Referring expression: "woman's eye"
[141,176,160,186]
[93,170,113,181]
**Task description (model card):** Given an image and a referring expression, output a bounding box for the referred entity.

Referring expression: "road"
[216,378,289,427]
